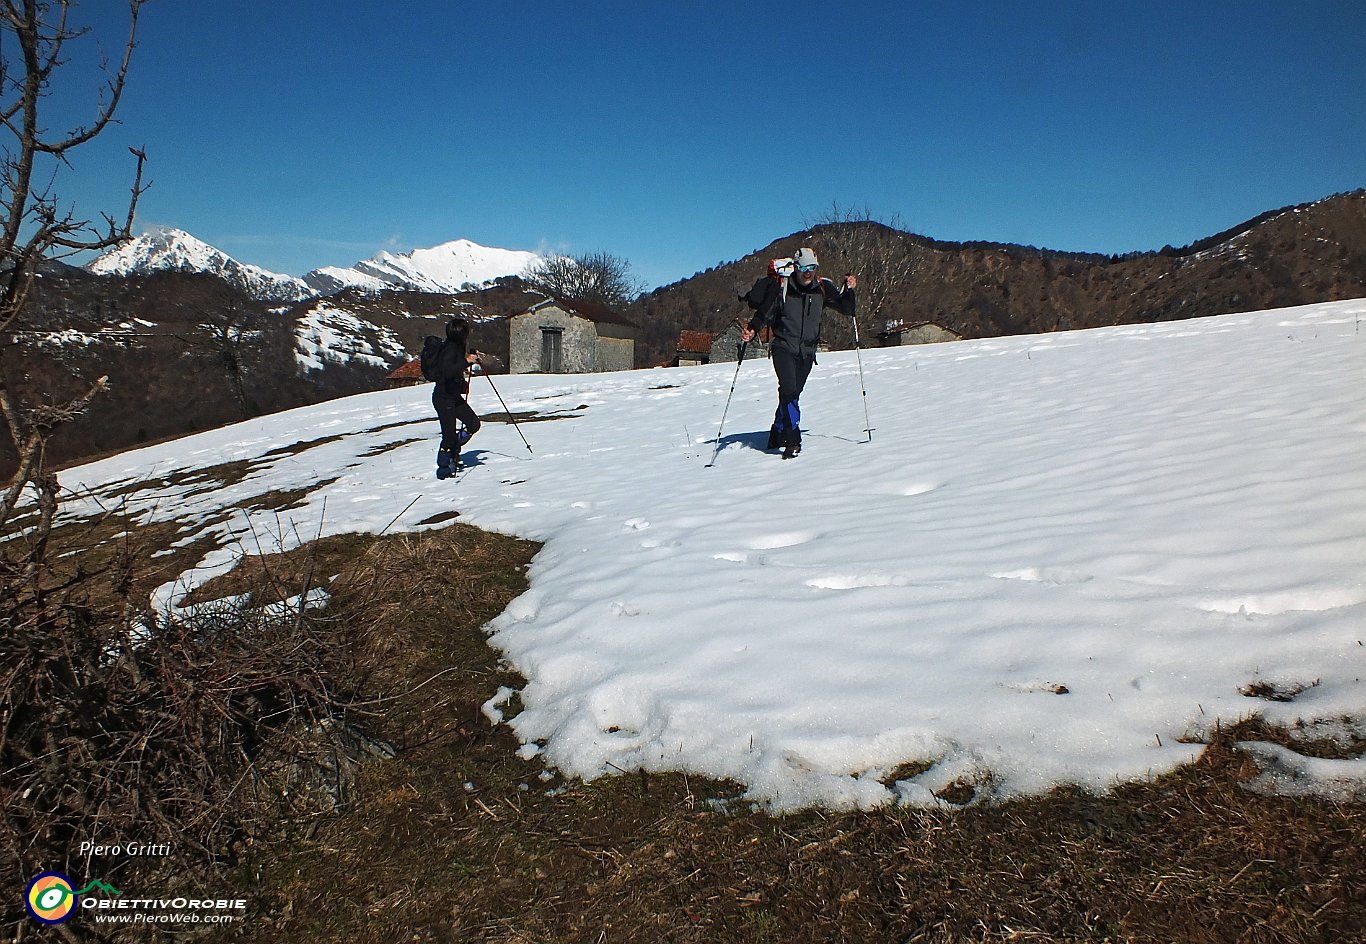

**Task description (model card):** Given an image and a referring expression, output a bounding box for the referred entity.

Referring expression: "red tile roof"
[387,358,424,380]
[676,330,714,354]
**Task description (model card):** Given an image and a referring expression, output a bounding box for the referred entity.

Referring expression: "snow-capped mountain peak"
[313,238,544,295]
[87,226,213,273]
[86,227,315,302]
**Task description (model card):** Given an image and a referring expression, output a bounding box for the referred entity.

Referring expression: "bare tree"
[804,202,921,349]
[177,302,267,419]
[0,0,147,541]
[522,249,644,308]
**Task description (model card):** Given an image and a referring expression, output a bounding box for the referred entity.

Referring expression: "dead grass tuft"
[1240,678,1320,703]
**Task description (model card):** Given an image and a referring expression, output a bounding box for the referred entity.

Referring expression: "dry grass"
[181,526,1365,944]
[1,505,222,608]
[1,507,372,943]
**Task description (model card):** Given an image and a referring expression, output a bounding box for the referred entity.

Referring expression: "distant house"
[710,323,771,363]
[878,320,963,347]
[386,358,424,387]
[674,330,713,367]
[508,298,638,374]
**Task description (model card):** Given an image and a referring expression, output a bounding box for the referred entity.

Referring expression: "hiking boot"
[436,448,455,479]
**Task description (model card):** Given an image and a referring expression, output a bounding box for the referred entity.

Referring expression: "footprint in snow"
[747,530,816,550]
[993,567,1093,586]
[806,574,908,590]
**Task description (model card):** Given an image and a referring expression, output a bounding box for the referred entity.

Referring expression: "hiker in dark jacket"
[432,318,483,478]
[741,247,857,455]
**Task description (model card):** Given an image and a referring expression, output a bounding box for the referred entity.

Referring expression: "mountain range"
[86,227,545,301]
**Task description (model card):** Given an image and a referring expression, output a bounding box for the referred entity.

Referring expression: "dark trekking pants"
[434,391,481,453]
[770,345,815,445]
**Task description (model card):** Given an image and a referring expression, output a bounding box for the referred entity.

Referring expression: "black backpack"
[419,335,443,382]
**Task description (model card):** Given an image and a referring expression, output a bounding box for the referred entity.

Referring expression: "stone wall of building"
[509,305,599,373]
[597,335,634,372]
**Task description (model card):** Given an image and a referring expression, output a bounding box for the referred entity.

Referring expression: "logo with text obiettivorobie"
[25,873,120,924]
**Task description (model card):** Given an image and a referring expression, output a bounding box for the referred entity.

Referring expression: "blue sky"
[48,1,1366,289]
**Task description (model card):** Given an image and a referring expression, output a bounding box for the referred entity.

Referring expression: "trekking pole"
[850,313,873,442]
[704,338,748,468]
[482,370,533,454]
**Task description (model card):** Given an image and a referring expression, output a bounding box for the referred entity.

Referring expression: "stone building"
[508,299,638,374]
[709,323,771,363]
[877,319,963,346]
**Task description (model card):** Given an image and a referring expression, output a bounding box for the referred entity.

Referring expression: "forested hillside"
[627,190,1366,365]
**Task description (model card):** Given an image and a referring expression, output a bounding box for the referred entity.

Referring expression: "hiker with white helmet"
[741,247,857,458]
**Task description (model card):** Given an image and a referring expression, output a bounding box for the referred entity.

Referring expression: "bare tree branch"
[522,250,644,308]
[0,0,146,535]
[0,372,105,533]
[805,202,922,348]
[173,303,266,419]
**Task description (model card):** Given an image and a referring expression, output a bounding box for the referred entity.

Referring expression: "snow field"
[58,299,1366,810]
